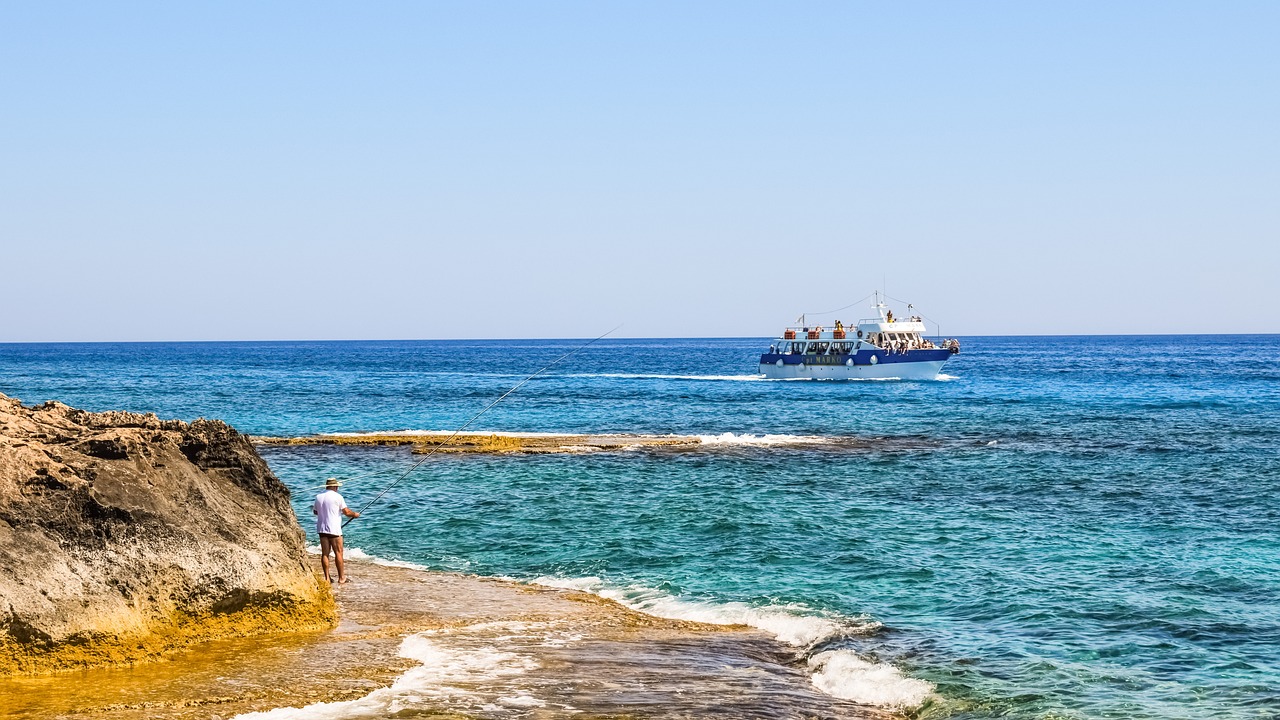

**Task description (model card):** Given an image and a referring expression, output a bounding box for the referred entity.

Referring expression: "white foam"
[935,373,959,381]
[530,576,860,647]
[569,373,768,381]
[233,623,543,719]
[808,649,934,708]
[497,693,547,708]
[320,429,567,439]
[306,545,433,572]
[528,576,933,708]
[694,432,832,447]
[308,429,851,451]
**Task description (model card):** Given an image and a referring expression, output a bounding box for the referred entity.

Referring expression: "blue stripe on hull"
[758,349,950,367]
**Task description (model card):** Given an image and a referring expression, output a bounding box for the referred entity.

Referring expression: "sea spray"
[808,650,934,708]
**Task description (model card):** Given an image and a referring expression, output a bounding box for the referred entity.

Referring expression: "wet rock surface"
[1,559,879,719]
[0,393,334,675]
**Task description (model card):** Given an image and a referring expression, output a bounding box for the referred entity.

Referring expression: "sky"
[2,2,1277,341]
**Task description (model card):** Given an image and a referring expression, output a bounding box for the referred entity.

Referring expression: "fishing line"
[802,293,876,318]
[882,292,945,339]
[341,325,621,527]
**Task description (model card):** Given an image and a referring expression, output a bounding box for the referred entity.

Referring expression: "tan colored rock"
[0,393,334,675]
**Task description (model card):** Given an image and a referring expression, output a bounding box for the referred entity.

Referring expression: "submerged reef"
[0,393,334,675]
[254,431,698,454]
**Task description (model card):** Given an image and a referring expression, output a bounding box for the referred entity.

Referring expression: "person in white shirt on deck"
[313,478,359,584]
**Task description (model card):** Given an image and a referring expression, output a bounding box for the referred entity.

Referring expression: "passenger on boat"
[886,310,895,323]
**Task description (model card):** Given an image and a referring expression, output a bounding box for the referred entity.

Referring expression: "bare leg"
[334,536,349,583]
[319,535,333,582]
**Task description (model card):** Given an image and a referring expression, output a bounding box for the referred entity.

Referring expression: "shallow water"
[3,336,1278,718]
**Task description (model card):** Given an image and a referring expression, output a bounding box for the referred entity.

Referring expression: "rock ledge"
[0,393,334,675]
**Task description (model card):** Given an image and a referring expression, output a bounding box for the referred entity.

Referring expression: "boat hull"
[758,349,951,380]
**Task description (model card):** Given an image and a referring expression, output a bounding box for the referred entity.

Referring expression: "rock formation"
[0,393,334,675]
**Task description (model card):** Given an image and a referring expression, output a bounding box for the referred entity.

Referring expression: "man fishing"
[313,478,359,584]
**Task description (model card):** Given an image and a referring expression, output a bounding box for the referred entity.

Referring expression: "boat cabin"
[773,311,935,354]
[759,293,959,378]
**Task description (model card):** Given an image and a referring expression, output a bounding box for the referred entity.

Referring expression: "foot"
[337,578,351,585]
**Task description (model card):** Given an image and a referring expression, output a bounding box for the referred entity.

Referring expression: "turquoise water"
[3,336,1278,717]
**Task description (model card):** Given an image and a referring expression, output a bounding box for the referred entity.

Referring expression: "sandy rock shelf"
[0,557,880,719]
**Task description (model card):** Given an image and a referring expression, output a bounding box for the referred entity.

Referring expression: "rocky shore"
[0,399,890,718]
[0,394,334,676]
[3,557,880,720]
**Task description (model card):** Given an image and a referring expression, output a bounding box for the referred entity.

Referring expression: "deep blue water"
[2,336,1278,718]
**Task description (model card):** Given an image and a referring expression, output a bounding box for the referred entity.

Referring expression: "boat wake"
[565,372,956,382]
[568,372,771,381]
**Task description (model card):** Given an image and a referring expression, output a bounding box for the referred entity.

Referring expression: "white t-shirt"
[314,490,348,536]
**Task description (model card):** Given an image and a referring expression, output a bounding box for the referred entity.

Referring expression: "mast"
[872,291,888,322]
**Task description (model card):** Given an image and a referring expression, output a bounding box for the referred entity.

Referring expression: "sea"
[2,335,1277,719]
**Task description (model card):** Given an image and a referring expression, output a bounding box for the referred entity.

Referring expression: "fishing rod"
[342,326,621,527]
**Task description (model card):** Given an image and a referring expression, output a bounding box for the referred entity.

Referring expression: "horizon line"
[2,332,1278,345]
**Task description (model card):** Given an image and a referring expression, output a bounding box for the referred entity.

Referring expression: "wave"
[296,545,933,711]
[233,621,547,719]
[320,429,570,439]
[284,429,962,455]
[314,430,850,449]
[305,545,433,572]
[529,575,932,709]
[809,650,934,707]
[694,432,834,447]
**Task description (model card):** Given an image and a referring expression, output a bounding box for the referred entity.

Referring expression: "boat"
[758,293,960,380]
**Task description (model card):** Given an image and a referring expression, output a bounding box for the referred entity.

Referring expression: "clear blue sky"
[2,2,1276,340]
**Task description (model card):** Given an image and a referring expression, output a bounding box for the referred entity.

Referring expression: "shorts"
[319,532,341,539]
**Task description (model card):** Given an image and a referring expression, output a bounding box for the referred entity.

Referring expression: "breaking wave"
[296,543,933,711]
[233,622,547,719]
[286,429,964,454]
[694,432,834,447]
[305,545,433,572]
[809,649,935,708]
[530,575,932,709]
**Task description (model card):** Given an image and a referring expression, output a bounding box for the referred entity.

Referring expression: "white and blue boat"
[759,294,960,380]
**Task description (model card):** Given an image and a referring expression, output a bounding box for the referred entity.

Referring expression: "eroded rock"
[0,393,334,675]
